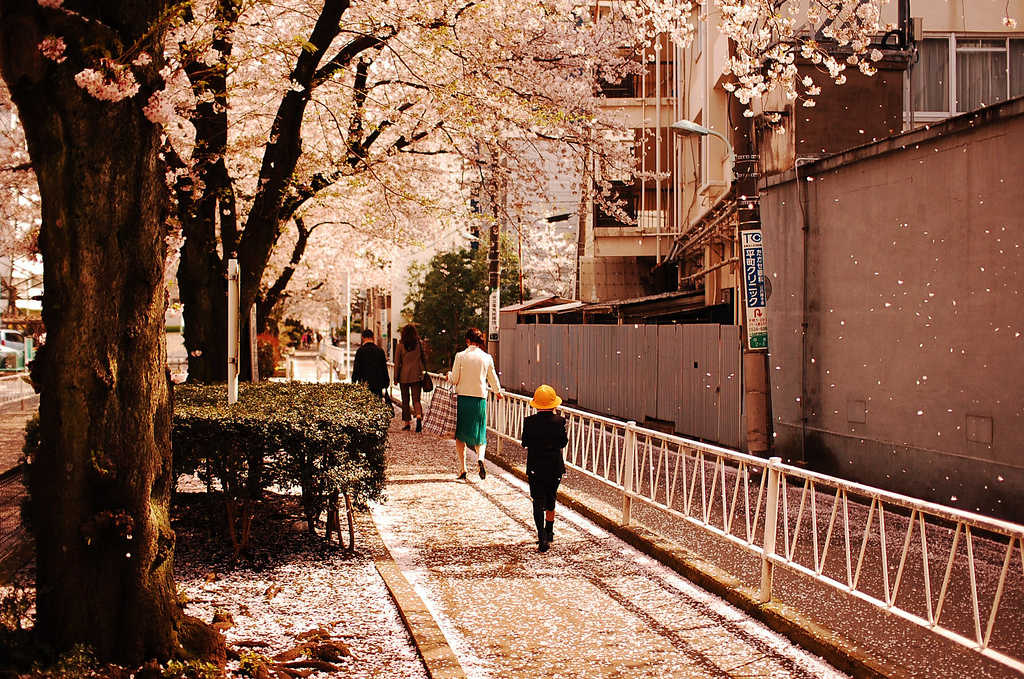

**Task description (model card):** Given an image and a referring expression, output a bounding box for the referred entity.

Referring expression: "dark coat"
[521,411,568,477]
[352,341,389,396]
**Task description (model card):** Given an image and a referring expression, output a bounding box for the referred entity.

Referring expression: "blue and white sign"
[741,230,768,350]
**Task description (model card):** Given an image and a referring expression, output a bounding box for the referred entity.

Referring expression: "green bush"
[172,382,390,552]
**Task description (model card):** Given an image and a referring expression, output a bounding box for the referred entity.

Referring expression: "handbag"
[420,370,435,393]
[422,383,457,438]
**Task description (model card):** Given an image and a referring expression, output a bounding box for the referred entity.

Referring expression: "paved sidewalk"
[371,423,851,679]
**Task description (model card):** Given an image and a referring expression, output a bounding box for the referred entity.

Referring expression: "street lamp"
[670,119,735,181]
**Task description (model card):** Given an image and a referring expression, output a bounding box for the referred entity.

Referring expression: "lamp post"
[670,119,735,177]
[671,118,771,458]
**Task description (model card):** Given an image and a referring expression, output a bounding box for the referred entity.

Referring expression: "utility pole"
[484,151,502,368]
[672,119,772,457]
[735,153,771,458]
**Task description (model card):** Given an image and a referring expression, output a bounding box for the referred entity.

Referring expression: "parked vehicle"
[0,329,25,352]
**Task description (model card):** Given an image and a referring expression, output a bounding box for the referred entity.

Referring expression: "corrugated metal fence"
[499,321,743,449]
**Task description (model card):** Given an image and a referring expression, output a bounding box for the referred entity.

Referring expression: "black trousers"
[528,472,561,535]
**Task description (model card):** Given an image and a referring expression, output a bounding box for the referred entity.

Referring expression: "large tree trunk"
[0,1,220,665]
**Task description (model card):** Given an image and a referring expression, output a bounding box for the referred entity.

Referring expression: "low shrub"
[173,382,390,555]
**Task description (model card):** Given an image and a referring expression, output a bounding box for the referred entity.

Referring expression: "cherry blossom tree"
[0,0,897,661]
[715,0,893,113]
[257,152,469,333]
[1,0,897,379]
[0,0,222,666]
[154,0,697,381]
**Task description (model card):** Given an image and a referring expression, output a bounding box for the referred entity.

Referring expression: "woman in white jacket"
[447,327,503,480]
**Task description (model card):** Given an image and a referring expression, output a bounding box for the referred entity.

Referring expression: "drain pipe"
[795,158,815,465]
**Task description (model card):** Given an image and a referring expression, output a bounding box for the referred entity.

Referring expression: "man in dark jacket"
[352,329,391,404]
[520,384,569,553]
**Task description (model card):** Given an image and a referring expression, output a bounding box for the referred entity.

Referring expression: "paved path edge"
[360,512,468,679]
[487,453,912,679]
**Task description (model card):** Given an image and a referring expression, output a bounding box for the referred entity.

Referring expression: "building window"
[913,35,1024,119]
[594,181,636,229]
[598,74,636,99]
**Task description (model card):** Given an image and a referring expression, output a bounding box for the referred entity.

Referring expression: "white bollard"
[227,259,239,404]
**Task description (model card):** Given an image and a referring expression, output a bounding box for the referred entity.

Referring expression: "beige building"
[580,0,1024,308]
[554,1,1024,516]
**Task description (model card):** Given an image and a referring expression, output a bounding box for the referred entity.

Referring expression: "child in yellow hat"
[520,384,568,552]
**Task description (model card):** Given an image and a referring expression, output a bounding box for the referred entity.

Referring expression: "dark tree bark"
[0,0,221,665]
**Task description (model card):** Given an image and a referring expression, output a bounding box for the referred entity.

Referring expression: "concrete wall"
[760,97,1024,522]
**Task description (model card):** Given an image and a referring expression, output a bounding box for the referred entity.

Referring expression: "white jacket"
[448,345,501,398]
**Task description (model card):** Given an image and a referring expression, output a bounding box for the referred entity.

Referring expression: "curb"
[360,513,467,679]
[487,453,908,679]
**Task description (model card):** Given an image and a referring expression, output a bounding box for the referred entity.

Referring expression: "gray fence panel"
[499,320,744,450]
[719,326,743,449]
[656,325,681,426]
[559,326,575,403]
[644,326,660,423]
[678,324,698,434]
[498,313,519,389]
[703,325,723,441]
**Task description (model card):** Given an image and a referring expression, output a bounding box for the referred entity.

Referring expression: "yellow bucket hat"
[529,384,562,410]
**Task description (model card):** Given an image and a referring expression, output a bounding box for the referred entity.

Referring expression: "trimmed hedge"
[172,382,390,553]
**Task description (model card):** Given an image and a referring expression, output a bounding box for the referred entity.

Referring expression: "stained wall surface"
[761,97,1024,521]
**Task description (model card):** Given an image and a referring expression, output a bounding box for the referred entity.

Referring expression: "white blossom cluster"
[716,0,891,114]
[73,60,141,102]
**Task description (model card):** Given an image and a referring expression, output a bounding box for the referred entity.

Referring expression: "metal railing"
[0,372,33,409]
[316,344,350,382]
[488,390,1024,674]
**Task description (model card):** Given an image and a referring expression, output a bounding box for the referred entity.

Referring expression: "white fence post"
[622,421,638,526]
[759,456,783,603]
[496,395,506,456]
[227,258,239,404]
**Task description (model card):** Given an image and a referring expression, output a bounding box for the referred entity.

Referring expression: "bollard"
[622,421,638,526]
[759,456,783,604]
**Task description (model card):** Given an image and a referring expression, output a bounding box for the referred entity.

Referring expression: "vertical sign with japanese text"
[488,288,500,342]
[741,230,768,350]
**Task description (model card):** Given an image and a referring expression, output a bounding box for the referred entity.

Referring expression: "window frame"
[911,33,1024,123]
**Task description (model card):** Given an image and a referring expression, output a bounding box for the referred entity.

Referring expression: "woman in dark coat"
[394,323,427,431]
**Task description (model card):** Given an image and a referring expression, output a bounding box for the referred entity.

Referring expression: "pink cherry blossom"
[38,37,66,63]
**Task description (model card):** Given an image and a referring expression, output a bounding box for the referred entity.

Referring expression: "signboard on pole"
[488,288,500,342]
[741,230,768,350]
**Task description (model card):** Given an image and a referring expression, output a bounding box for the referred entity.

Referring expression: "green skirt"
[455,395,487,447]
